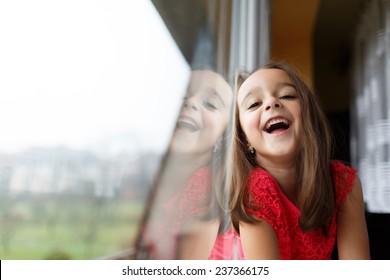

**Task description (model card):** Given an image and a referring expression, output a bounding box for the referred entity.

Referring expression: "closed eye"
[247,101,261,110]
[204,101,218,110]
[280,95,297,100]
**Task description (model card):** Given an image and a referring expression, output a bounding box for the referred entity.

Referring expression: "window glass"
[0,0,189,259]
[351,0,390,213]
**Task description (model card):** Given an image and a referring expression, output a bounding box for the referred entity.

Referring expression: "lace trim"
[330,161,357,208]
[244,168,282,231]
[164,167,212,230]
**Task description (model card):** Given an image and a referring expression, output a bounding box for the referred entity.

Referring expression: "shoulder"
[245,168,281,217]
[330,160,357,177]
[184,167,212,194]
[247,168,278,190]
[246,168,279,200]
[162,167,212,231]
[330,161,358,206]
[174,167,212,215]
[242,168,283,258]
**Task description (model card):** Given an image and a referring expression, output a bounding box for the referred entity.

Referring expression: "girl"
[229,62,370,259]
[137,69,239,259]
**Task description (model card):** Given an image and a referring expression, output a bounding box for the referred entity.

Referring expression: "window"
[0,0,189,259]
[351,0,390,213]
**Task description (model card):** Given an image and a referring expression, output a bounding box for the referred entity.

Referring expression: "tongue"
[267,122,289,134]
[269,128,287,134]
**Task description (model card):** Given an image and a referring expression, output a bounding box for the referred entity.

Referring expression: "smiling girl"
[139,69,237,259]
[229,62,370,259]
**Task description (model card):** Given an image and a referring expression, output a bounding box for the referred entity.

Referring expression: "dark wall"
[327,111,350,163]
[314,0,390,260]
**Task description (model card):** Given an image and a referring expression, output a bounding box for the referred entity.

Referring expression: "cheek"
[203,111,227,135]
[240,113,260,132]
[293,107,302,131]
[239,115,256,143]
[292,103,302,118]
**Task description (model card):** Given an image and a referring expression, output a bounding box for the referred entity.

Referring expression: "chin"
[170,145,190,154]
[259,145,298,161]
[170,139,188,153]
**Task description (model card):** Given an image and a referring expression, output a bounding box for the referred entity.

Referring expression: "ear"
[243,137,251,148]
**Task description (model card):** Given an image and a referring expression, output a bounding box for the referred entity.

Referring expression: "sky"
[0,0,190,156]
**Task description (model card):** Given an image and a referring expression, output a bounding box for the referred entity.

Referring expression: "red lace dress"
[244,161,357,259]
[155,167,241,259]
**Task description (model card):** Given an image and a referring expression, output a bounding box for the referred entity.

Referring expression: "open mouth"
[176,118,199,132]
[264,118,291,134]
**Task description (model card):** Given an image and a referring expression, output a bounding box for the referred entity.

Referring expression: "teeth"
[265,118,290,130]
[179,118,196,127]
[177,117,199,131]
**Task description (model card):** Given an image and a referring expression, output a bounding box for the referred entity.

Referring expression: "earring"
[213,137,223,153]
[249,147,255,154]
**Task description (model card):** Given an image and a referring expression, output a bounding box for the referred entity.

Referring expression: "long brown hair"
[229,62,335,235]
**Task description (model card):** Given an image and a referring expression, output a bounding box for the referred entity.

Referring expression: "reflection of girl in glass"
[229,62,370,259]
[139,69,236,259]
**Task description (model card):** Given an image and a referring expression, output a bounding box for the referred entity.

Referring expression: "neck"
[257,157,298,205]
[169,151,212,173]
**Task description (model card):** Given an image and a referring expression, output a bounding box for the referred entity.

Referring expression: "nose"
[265,97,281,111]
[183,97,199,111]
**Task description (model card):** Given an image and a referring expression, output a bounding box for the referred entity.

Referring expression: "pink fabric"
[209,227,244,260]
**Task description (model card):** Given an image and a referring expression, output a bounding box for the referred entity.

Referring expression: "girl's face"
[237,68,302,167]
[170,70,232,157]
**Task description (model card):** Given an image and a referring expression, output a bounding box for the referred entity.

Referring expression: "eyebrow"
[239,90,257,107]
[276,82,296,90]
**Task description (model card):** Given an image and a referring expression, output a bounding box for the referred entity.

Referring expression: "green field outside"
[0,195,144,260]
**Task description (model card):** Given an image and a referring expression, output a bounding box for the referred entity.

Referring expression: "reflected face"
[171,70,232,156]
[237,68,302,166]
